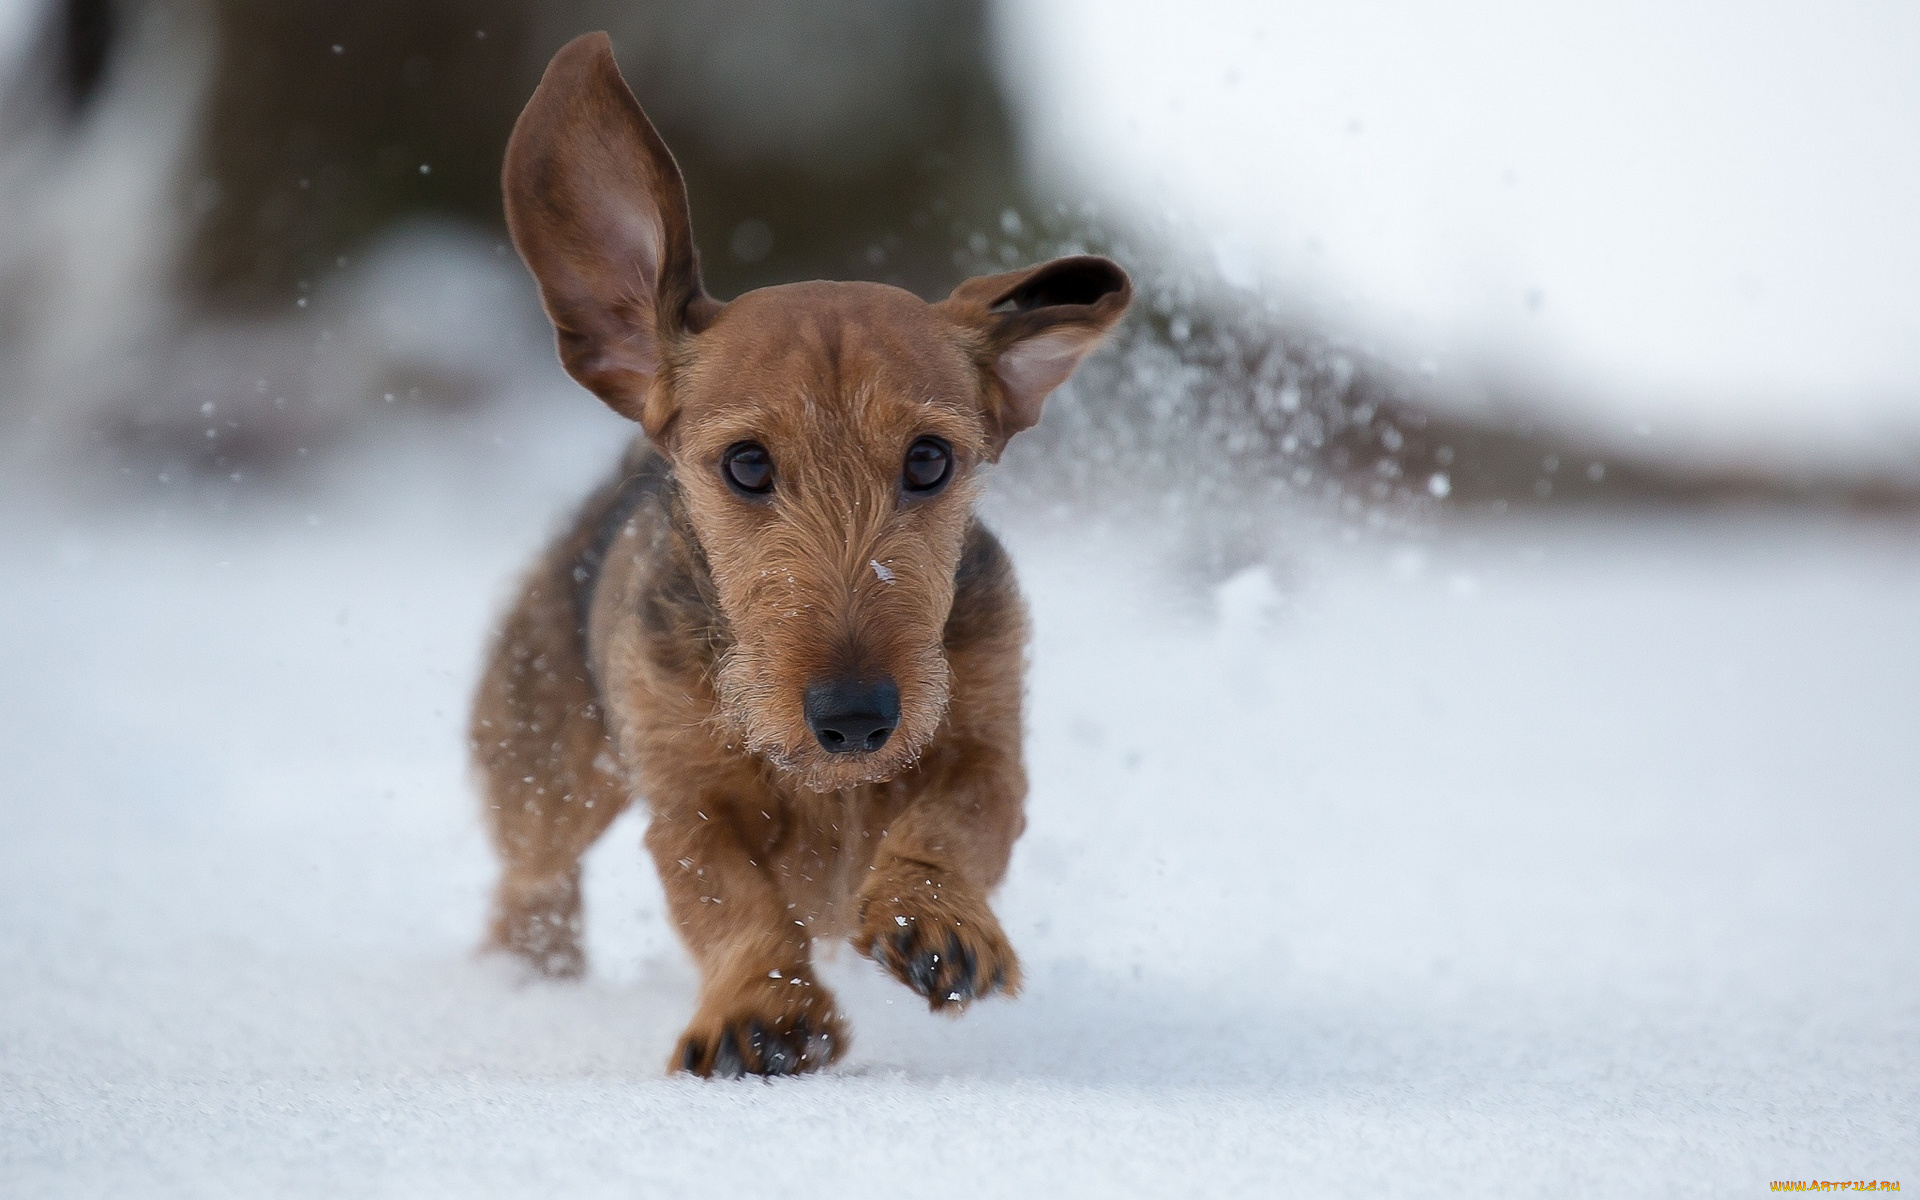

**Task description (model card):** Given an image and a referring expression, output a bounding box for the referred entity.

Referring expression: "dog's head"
[504,34,1129,791]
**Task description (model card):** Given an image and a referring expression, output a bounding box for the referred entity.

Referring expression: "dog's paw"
[481,935,586,982]
[485,876,587,980]
[856,867,1021,1012]
[671,976,846,1079]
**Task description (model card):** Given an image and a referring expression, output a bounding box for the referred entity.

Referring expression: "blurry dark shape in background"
[0,0,1028,474]
[0,0,1913,525]
[0,0,109,125]
[187,0,1019,312]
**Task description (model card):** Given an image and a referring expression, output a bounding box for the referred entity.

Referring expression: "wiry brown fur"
[473,33,1129,1077]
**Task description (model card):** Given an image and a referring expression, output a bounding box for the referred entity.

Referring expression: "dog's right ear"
[503,32,717,443]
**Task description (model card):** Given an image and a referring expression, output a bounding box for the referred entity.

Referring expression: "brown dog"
[471,33,1130,1077]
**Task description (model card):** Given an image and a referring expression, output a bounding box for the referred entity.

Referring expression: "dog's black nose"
[804,677,900,755]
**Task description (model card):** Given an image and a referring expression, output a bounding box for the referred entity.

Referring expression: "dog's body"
[473,33,1129,1077]
[474,437,1029,1074]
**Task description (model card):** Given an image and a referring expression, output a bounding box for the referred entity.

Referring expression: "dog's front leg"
[645,794,846,1077]
[854,742,1026,1012]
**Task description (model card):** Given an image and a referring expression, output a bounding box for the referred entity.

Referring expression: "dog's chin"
[775,743,920,794]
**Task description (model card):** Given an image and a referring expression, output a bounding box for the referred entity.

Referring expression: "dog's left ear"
[939,256,1132,455]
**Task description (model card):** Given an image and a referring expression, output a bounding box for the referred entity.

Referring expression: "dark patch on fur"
[570,447,673,643]
[638,504,730,674]
[943,522,1018,651]
[560,443,733,696]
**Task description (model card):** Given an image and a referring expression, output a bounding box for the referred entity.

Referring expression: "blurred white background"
[1000,0,1920,466]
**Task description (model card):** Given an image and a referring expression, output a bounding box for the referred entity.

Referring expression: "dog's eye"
[722,442,774,496]
[902,437,952,494]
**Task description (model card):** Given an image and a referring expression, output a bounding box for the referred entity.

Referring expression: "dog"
[472,32,1130,1077]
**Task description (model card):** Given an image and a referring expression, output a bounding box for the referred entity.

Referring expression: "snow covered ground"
[2,410,1916,1196]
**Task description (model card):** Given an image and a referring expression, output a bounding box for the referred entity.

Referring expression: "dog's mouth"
[745,737,914,793]
[785,745,920,793]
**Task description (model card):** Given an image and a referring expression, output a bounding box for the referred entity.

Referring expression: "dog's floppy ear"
[503,32,718,442]
[938,255,1131,455]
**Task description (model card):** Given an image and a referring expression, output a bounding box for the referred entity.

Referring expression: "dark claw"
[762,1035,797,1075]
[747,1019,798,1076]
[946,933,976,1002]
[681,1038,704,1073]
[879,921,994,1007]
[797,1017,835,1067]
[905,945,940,998]
[713,1028,745,1078]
